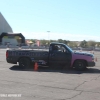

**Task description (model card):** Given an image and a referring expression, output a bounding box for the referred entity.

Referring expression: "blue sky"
[0,0,100,41]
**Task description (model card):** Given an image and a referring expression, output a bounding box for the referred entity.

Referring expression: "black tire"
[19,58,31,69]
[74,60,86,71]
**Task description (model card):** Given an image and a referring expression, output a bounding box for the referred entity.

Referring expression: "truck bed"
[6,50,49,64]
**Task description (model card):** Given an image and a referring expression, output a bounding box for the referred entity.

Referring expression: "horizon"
[19,32,100,42]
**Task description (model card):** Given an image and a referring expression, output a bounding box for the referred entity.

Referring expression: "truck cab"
[48,43,72,68]
[48,43,95,70]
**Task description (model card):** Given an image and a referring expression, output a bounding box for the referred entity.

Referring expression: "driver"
[53,45,59,52]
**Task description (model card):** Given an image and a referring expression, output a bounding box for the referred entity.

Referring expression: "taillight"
[6,51,8,58]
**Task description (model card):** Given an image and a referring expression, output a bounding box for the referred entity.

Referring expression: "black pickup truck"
[6,42,95,70]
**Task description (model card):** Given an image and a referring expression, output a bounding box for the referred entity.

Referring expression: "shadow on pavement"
[9,65,100,74]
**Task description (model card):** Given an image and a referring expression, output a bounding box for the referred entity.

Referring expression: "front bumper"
[87,61,95,67]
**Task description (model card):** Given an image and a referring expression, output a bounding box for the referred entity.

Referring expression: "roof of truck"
[50,42,65,45]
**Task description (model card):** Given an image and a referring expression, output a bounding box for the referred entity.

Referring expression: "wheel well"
[73,59,88,67]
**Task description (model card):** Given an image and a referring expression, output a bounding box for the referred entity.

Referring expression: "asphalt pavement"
[0,49,100,100]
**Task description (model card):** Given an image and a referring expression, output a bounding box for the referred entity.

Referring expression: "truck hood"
[74,51,94,57]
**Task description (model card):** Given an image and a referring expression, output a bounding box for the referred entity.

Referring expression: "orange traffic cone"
[34,62,38,71]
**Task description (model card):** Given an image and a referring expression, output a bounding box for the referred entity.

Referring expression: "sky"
[0,0,100,41]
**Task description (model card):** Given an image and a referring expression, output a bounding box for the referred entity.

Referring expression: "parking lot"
[0,49,100,100]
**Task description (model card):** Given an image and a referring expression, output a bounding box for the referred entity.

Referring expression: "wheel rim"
[20,60,26,67]
[19,58,29,68]
[77,62,84,69]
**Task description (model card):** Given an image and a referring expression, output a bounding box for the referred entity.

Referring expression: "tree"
[80,40,87,48]
[40,40,47,45]
[68,41,77,48]
[58,39,63,43]
[50,40,57,43]
[63,40,69,44]
[30,39,36,43]
[57,39,69,44]
[87,40,96,47]
[95,42,100,47]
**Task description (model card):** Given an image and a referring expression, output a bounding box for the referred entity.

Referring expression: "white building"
[0,12,13,34]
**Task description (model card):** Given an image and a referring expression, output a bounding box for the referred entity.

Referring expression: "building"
[36,40,40,46]
[0,12,25,45]
[0,12,13,34]
[26,39,33,46]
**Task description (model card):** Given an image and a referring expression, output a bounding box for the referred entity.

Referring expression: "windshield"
[65,45,74,53]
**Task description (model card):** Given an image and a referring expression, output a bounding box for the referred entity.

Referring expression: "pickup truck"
[6,42,95,71]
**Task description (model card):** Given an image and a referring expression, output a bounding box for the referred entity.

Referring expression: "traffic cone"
[34,62,38,71]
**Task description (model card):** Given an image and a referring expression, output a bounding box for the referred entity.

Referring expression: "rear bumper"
[6,58,17,64]
[87,61,95,67]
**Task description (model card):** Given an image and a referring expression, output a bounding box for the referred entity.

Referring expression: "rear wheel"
[19,58,31,69]
[74,60,86,71]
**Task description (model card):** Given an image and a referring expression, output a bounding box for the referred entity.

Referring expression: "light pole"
[47,31,50,45]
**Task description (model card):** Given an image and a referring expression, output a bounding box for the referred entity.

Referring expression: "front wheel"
[74,60,86,71]
[19,58,31,69]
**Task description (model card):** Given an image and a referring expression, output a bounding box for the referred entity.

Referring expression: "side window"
[50,44,69,53]
[52,45,59,52]
[59,45,69,53]
[49,45,59,52]
[61,46,66,52]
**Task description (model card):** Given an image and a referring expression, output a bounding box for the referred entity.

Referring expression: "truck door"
[49,44,72,67]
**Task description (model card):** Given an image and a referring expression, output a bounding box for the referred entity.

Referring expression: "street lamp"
[47,31,50,45]
[47,31,50,40]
